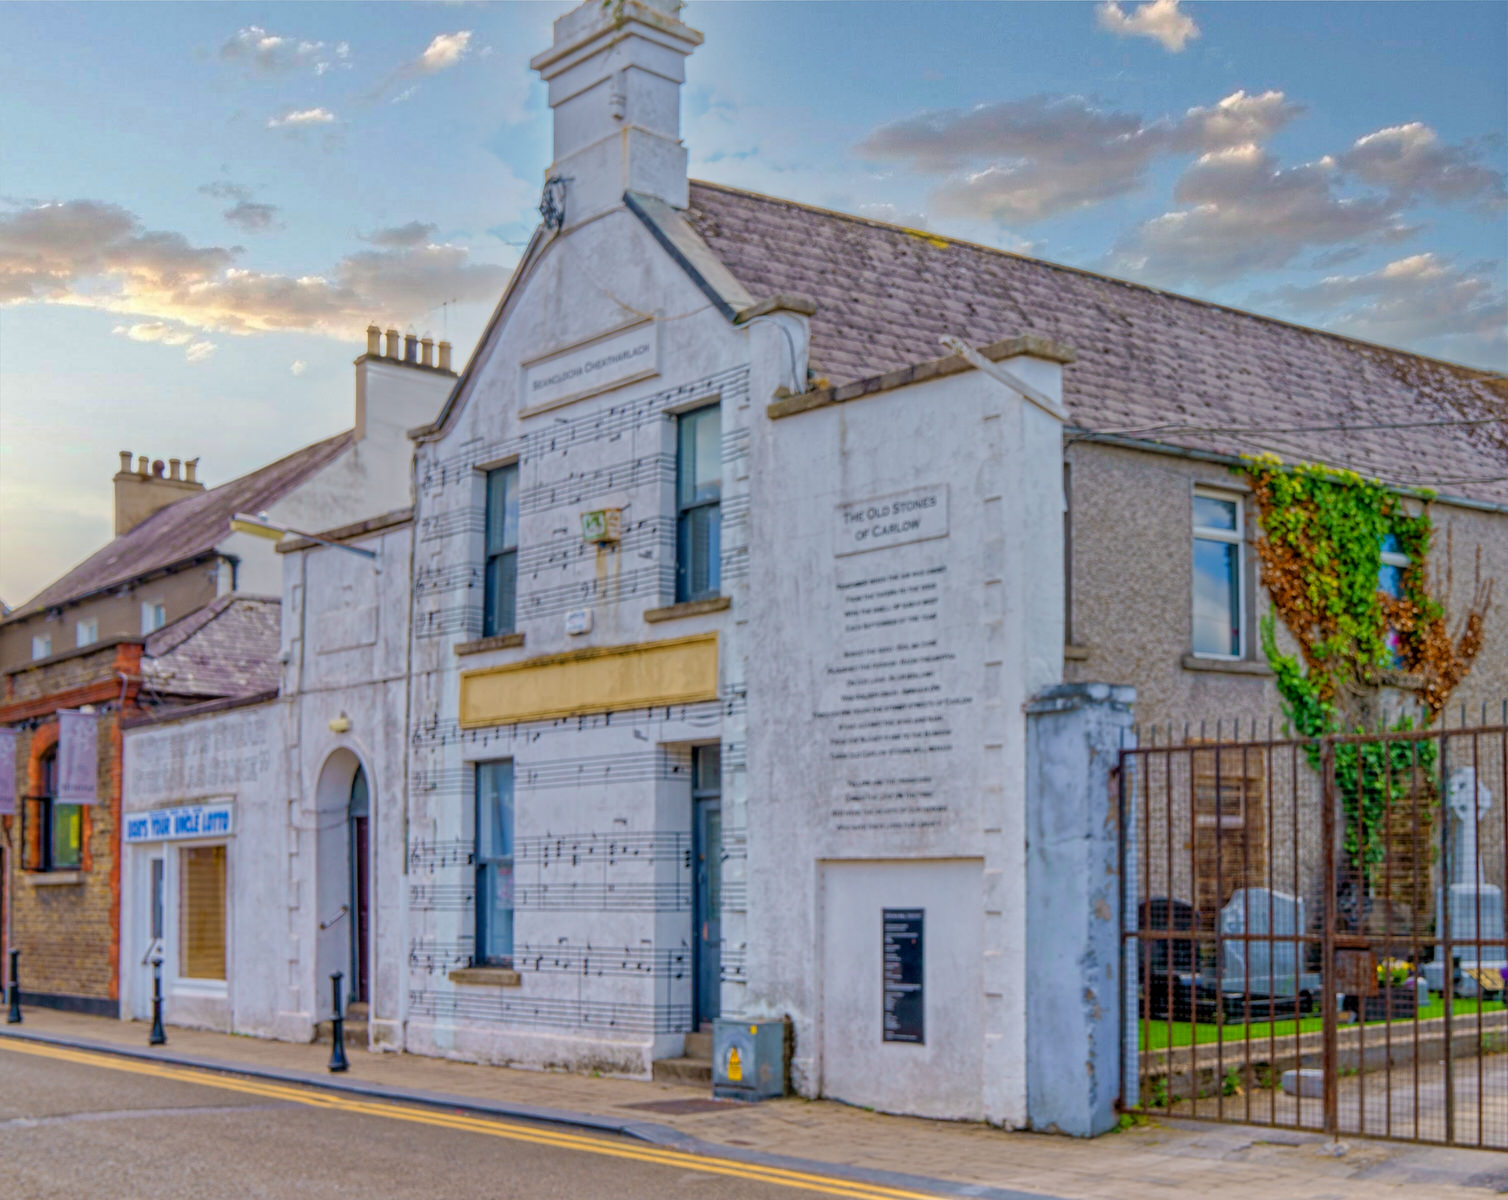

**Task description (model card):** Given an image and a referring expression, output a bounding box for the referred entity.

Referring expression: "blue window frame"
[1378,533,1410,667]
[483,465,519,637]
[675,404,721,603]
[475,761,514,966]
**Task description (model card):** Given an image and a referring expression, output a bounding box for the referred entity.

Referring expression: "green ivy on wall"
[1239,454,1491,879]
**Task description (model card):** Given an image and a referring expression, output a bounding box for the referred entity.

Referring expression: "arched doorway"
[313,750,371,1013]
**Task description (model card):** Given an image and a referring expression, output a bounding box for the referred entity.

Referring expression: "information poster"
[882,908,924,1043]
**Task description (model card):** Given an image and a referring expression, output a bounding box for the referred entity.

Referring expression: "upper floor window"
[1378,533,1410,667]
[475,761,514,967]
[1191,490,1244,659]
[31,634,51,660]
[675,404,722,603]
[76,618,98,648]
[25,748,81,873]
[141,601,166,634]
[482,464,519,638]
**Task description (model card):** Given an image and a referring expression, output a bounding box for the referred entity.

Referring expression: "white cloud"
[113,321,194,345]
[0,198,510,341]
[220,26,346,75]
[1106,145,1407,283]
[856,89,1301,224]
[1096,0,1200,53]
[267,107,336,129]
[1341,122,1506,210]
[289,359,307,376]
[1257,253,1506,367]
[184,340,217,363]
[419,31,471,73]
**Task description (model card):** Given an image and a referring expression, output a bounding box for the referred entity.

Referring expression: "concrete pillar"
[1024,682,1135,1136]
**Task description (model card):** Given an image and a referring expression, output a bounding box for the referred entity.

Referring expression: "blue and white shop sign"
[125,802,234,844]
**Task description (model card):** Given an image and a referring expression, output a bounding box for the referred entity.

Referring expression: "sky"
[1,0,1504,607]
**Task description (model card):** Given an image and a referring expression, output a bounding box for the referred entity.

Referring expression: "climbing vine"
[1239,454,1493,878]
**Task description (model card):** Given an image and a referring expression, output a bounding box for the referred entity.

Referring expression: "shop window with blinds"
[180,845,227,981]
[482,463,520,638]
[675,403,722,603]
[23,748,82,872]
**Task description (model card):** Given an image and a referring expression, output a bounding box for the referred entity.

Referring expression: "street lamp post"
[6,949,20,1024]
[149,954,166,1046]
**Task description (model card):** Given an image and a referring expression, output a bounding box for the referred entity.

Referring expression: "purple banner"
[57,709,99,805]
[0,727,15,816]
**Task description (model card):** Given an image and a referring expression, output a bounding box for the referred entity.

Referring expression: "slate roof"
[682,181,1508,507]
[142,593,281,700]
[6,431,353,620]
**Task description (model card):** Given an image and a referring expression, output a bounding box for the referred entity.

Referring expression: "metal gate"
[1120,721,1507,1147]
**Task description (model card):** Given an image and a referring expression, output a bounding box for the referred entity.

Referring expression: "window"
[475,761,514,966]
[1378,533,1410,667]
[675,404,722,602]
[1191,491,1244,658]
[76,618,98,648]
[141,601,166,634]
[482,465,519,637]
[25,749,81,872]
[31,634,51,660]
[179,845,226,981]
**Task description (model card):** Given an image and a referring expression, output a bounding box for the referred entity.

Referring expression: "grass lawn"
[1141,997,1506,1050]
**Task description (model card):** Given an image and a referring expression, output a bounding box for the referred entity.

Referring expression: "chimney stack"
[366,324,382,356]
[114,449,205,535]
[530,0,702,226]
[384,328,401,359]
[437,341,452,372]
[404,332,419,363]
[421,336,434,368]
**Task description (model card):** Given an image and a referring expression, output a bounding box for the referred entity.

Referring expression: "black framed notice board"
[882,908,924,1044]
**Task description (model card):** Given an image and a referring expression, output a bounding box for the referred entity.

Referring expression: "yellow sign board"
[459,633,718,727]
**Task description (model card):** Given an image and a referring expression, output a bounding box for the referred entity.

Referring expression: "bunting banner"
[0,727,15,816]
[57,709,100,805]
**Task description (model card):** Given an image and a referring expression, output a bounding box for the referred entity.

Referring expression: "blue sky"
[2,1,1504,606]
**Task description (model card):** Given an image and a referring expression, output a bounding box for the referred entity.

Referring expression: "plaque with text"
[882,908,924,1044]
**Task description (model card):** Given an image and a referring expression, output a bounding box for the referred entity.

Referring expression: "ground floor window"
[475,761,514,966]
[24,749,81,872]
[179,845,226,981]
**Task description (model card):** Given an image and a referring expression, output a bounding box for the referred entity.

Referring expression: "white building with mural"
[400,0,1070,1126]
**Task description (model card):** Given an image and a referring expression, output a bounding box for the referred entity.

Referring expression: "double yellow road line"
[0,1038,948,1200]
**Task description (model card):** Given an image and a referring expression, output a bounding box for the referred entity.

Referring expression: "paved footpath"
[4,1011,1506,1200]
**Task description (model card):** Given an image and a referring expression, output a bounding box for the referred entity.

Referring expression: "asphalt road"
[0,1040,915,1200]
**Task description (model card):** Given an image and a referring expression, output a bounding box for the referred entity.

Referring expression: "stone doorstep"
[652,1029,714,1086]
[314,1001,369,1047]
[1143,1008,1508,1087]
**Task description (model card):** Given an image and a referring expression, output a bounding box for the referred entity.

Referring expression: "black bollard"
[6,949,20,1024]
[328,971,348,1073]
[148,957,166,1045]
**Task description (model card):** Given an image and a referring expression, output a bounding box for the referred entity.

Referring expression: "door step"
[652,1055,712,1085]
[683,1029,713,1060]
[315,1001,368,1046]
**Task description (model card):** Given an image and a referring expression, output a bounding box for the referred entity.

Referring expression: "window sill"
[644,595,731,624]
[449,967,521,988]
[1064,643,1090,662]
[455,632,525,656]
[1180,653,1272,677]
[24,870,85,886]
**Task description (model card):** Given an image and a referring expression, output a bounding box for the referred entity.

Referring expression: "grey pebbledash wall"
[1025,682,1136,1137]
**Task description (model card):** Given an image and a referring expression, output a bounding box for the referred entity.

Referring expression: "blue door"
[692,746,722,1026]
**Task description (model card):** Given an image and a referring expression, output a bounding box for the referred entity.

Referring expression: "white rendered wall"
[744,361,1065,1123]
[404,206,767,1074]
[121,703,282,1035]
